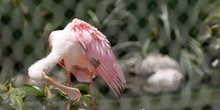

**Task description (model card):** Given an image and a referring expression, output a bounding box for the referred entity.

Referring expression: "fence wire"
[1,0,220,110]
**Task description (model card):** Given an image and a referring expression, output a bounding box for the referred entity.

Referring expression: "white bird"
[142,68,183,93]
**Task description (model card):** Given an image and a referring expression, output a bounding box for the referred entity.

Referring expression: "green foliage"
[0,80,43,110]
[116,0,220,87]
[1,0,220,109]
[0,80,103,110]
[75,84,104,99]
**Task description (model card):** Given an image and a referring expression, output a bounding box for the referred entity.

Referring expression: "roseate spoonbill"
[28,18,126,106]
[142,68,183,94]
[140,54,180,75]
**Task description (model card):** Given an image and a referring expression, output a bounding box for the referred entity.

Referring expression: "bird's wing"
[71,19,126,96]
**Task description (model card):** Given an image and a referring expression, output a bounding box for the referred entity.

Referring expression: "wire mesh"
[0,0,220,109]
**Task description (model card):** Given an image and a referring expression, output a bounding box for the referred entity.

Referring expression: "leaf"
[11,88,26,98]
[160,5,171,40]
[16,84,43,96]
[189,38,210,73]
[44,22,59,34]
[142,38,151,56]
[75,84,89,93]
[8,85,43,110]
[10,94,23,110]
[44,85,53,99]
[79,94,92,107]
[10,87,25,110]
[53,88,68,100]
[180,50,192,75]
[0,84,7,91]
[36,94,49,106]
[87,10,101,29]
[75,84,104,99]
[0,93,8,101]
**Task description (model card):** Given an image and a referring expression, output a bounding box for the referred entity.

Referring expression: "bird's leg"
[42,72,81,100]
[67,71,72,86]
[66,71,72,110]
[90,70,97,110]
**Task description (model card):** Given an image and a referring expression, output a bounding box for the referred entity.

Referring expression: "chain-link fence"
[1,0,220,109]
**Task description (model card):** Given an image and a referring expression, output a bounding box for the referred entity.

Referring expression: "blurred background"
[1,0,220,109]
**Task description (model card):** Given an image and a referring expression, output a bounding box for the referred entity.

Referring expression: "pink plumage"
[49,18,126,96]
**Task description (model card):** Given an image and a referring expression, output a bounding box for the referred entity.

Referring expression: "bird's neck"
[29,49,64,78]
[40,52,63,73]
[29,33,73,81]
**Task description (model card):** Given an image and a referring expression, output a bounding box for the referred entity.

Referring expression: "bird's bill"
[42,72,81,100]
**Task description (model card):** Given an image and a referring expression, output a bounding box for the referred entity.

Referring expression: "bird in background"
[28,18,126,109]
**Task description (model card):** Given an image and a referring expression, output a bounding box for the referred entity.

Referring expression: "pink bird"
[28,18,126,107]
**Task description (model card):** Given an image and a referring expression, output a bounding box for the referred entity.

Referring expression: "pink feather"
[49,18,126,96]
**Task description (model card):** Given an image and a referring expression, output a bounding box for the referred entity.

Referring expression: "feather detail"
[71,18,126,96]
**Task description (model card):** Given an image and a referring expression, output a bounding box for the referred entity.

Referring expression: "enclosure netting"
[1,0,220,109]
